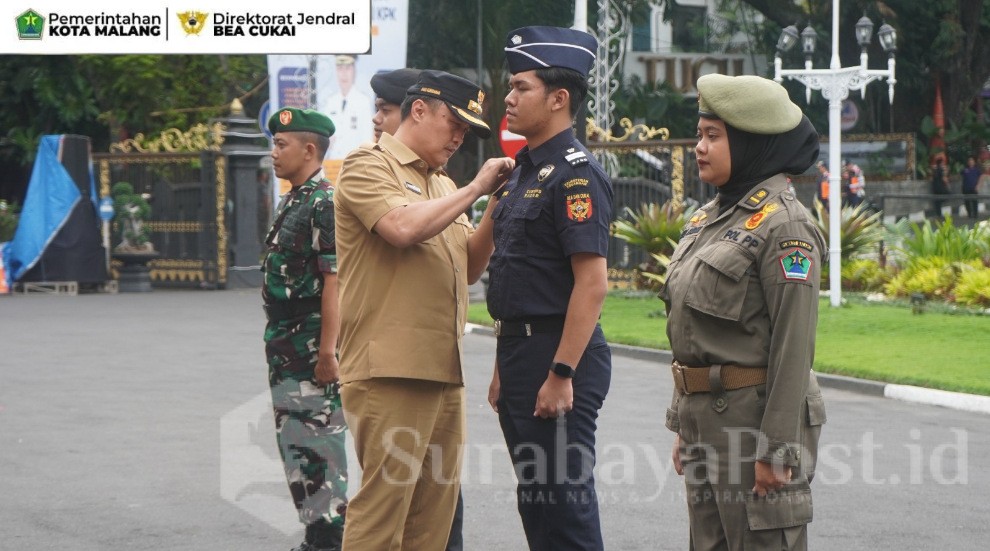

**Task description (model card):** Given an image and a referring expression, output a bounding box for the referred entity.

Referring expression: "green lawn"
[468,294,990,396]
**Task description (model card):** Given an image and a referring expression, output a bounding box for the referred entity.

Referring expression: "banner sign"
[3,0,371,54]
[266,0,408,196]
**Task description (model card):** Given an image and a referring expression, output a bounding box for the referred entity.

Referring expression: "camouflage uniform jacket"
[660,174,827,466]
[262,170,336,305]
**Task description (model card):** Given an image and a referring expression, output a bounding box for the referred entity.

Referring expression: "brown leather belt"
[671,360,767,394]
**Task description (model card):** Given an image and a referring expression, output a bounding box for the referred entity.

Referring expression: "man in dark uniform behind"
[486,26,613,551]
[262,107,347,551]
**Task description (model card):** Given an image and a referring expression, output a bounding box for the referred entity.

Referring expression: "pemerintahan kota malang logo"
[177,11,208,35]
[15,8,45,40]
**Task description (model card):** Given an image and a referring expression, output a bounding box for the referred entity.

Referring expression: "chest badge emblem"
[538,164,555,182]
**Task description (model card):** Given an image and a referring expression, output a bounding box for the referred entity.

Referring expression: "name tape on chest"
[404,181,422,195]
[524,188,543,199]
[720,228,761,249]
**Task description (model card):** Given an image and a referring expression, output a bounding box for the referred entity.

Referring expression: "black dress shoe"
[290,543,340,551]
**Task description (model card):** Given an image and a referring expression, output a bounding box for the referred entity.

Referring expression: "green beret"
[267,107,335,137]
[696,74,802,135]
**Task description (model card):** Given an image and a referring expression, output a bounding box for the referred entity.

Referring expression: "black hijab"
[713,115,820,214]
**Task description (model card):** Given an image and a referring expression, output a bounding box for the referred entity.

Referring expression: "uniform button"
[795,450,801,460]
[714,398,726,408]
[455,268,460,272]
[776,449,786,458]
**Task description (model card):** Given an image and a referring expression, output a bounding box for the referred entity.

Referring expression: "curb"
[465,323,990,416]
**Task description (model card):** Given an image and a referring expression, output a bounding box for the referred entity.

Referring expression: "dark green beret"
[267,107,335,137]
[697,74,802,135]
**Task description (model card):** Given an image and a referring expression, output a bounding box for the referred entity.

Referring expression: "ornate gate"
[94,124,229,288]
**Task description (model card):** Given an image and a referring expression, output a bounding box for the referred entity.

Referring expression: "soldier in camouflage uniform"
[262,107,346,551]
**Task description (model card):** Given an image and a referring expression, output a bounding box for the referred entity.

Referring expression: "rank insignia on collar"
[746,188,770,207]
[688,211,707,226]
[780,249,812,281]
[744,203,779,230]
[538,164,555,182]
[566,194,593,222]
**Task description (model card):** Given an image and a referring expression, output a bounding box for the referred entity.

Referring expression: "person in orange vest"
[816,161,830,210]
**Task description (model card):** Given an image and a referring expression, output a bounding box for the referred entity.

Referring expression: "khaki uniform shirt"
[334,133,473,384]
[661,175,826,466]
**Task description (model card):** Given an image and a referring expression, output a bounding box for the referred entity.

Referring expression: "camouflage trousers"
[265,314,348,528]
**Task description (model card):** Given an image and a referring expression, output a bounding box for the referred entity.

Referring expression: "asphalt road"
[1,289,986,550]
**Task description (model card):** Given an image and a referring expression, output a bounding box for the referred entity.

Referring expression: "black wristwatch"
[550,361,576,379]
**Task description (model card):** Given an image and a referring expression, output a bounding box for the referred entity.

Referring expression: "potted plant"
[110,182,158,291]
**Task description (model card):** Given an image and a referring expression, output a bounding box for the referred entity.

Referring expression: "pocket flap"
[695,243,753,282]
[806,393,827,426]
[746,489,813,531]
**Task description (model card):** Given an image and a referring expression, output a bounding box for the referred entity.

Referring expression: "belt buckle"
[494,319,502,337]
[673,362,691,395]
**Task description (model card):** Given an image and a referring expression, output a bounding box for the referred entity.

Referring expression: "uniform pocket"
[275,204,313,252]
[745,488,813,531]
[806,393,826,426]
[684,242,755,321]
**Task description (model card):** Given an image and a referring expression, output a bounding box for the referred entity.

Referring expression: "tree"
[0,55,266,202]
[655,0,990,137]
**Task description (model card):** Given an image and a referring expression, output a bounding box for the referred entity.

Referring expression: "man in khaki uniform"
[334,70,513,550]
[661,74,827,550]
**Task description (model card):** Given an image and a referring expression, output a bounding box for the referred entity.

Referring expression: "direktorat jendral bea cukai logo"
[16,8,45,40]
[177,11,208,35]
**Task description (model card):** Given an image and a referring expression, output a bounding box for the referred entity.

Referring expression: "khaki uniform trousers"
[676,385,822,551]
[340,378,465,551]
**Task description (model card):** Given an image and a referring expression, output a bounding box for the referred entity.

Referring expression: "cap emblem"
[279,110,292,125]
[511,34,522,45]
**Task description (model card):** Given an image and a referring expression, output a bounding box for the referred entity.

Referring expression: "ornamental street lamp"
[774,0,897,307]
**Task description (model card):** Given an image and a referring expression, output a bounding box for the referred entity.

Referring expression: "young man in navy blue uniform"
[486,26,613,551]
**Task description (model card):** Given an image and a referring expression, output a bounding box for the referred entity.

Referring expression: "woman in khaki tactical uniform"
[660,74,827,551]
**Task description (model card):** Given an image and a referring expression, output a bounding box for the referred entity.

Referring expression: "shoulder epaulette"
[564,148,589,167]
[744,188,771,209]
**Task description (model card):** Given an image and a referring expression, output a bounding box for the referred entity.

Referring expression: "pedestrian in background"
[815,161,830,210]
[661,74,827,550]
[487,26,613,551]
[961,156,981,219]
[844,159,865,208]
[930,155,950,217]
[335,70,513,550]
[262,107,347,551]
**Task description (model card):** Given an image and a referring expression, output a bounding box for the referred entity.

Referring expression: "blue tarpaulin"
[2,135,99,286]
